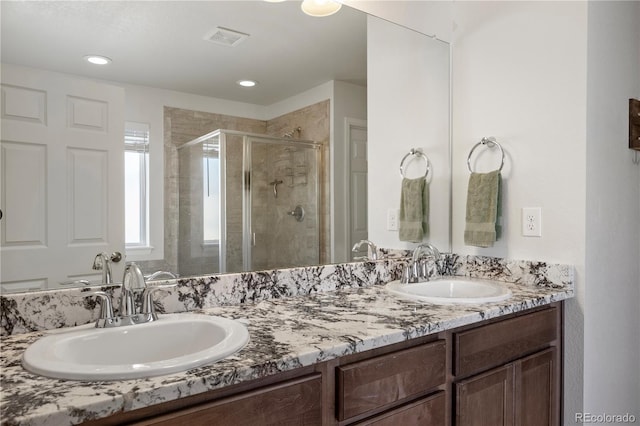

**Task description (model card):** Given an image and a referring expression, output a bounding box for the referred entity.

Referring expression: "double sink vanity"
[0,253,574,425]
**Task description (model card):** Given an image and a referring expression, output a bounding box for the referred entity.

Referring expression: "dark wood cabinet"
[354,392,446,426]
[454,307,558,377]
[337,340,446,422]
[89,303,562,426]
[515,348,559,426]
[455,348,558,426]
[453,307,562,426]
[456,364,514,426]
[133,374,323,426]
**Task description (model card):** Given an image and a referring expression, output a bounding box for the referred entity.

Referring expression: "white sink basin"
[385,278,512,304]
[22,313,249,381]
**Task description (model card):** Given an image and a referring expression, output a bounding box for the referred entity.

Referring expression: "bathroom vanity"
[78,303,560,426]
[0,256,573,425]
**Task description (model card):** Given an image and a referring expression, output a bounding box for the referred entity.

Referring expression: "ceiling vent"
[203,27,250,47]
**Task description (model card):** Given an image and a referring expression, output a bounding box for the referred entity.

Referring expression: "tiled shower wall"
[137,101,330,276]
[267,101,330,264]
[249,142,321,270]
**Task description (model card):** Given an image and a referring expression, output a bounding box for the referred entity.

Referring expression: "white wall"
[585,0,640,418]
[450,2,589,421]
[266,81,333,120]
[332,81,367,262]
[367,15,451,252]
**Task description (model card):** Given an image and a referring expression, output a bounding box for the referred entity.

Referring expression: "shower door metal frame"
[218,132,227,273]
[242,135,252,271]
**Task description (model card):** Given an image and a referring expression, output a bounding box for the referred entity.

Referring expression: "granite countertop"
[0,279,573,426]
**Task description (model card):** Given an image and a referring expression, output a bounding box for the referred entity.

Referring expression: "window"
[202,143,220,243]
[124,122,150,248]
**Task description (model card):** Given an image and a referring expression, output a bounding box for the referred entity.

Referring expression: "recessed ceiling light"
[301,0,342,17]
[237,80,257,88]
[84,55,112,65]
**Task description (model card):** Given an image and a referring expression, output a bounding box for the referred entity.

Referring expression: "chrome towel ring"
[467,137,505,173]
[399,148,430,179]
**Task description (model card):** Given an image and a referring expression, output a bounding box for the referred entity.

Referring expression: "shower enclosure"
[177,129,322,275]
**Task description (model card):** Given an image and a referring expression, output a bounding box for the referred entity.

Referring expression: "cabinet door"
[456,364,514,426]
[515,348,558,426]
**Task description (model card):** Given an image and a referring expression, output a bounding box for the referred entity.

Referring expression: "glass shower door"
[244,136,320,271]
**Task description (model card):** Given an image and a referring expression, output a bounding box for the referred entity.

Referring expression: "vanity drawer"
[135,374,322,426]
[337,340,446,421]
[354,392,446,426]
[454,307,558,377]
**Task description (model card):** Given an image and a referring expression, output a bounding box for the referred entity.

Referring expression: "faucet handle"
[84,291,114,321]
[141,284,177,315]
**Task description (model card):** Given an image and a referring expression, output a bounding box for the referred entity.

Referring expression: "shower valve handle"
[288,205,305,222]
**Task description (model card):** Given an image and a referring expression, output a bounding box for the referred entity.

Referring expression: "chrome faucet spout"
[403,243,441,284]
[411,244,427,264]
[418,243,441,264]
[351,240,378,261]
[120,263,146,316]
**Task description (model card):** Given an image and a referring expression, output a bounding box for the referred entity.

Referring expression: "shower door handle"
[252,232,256,247]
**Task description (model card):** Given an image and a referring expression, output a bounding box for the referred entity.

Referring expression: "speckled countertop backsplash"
[0,254,574,337]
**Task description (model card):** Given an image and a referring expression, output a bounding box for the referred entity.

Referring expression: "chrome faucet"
[402,243,441,284]
[352,240,378,261]
[84,262,175,328]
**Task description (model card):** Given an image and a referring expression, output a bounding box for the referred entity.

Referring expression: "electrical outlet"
[387,208,399,231]
[522,207,542,237]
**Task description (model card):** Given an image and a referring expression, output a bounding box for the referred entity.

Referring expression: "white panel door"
[0,64,125,292]
[348,122,368,260]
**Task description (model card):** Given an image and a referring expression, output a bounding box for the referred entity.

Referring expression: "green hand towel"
[464,170,501,247]
[399,177,429,242]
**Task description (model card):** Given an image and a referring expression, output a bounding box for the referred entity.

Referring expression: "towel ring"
[467,137,505,173]
[399,148,430,178]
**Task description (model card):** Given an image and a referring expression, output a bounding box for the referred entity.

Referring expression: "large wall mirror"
[0,1,450,293]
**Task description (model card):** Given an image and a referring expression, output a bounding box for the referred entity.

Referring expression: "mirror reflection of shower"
[178,129,322,275]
